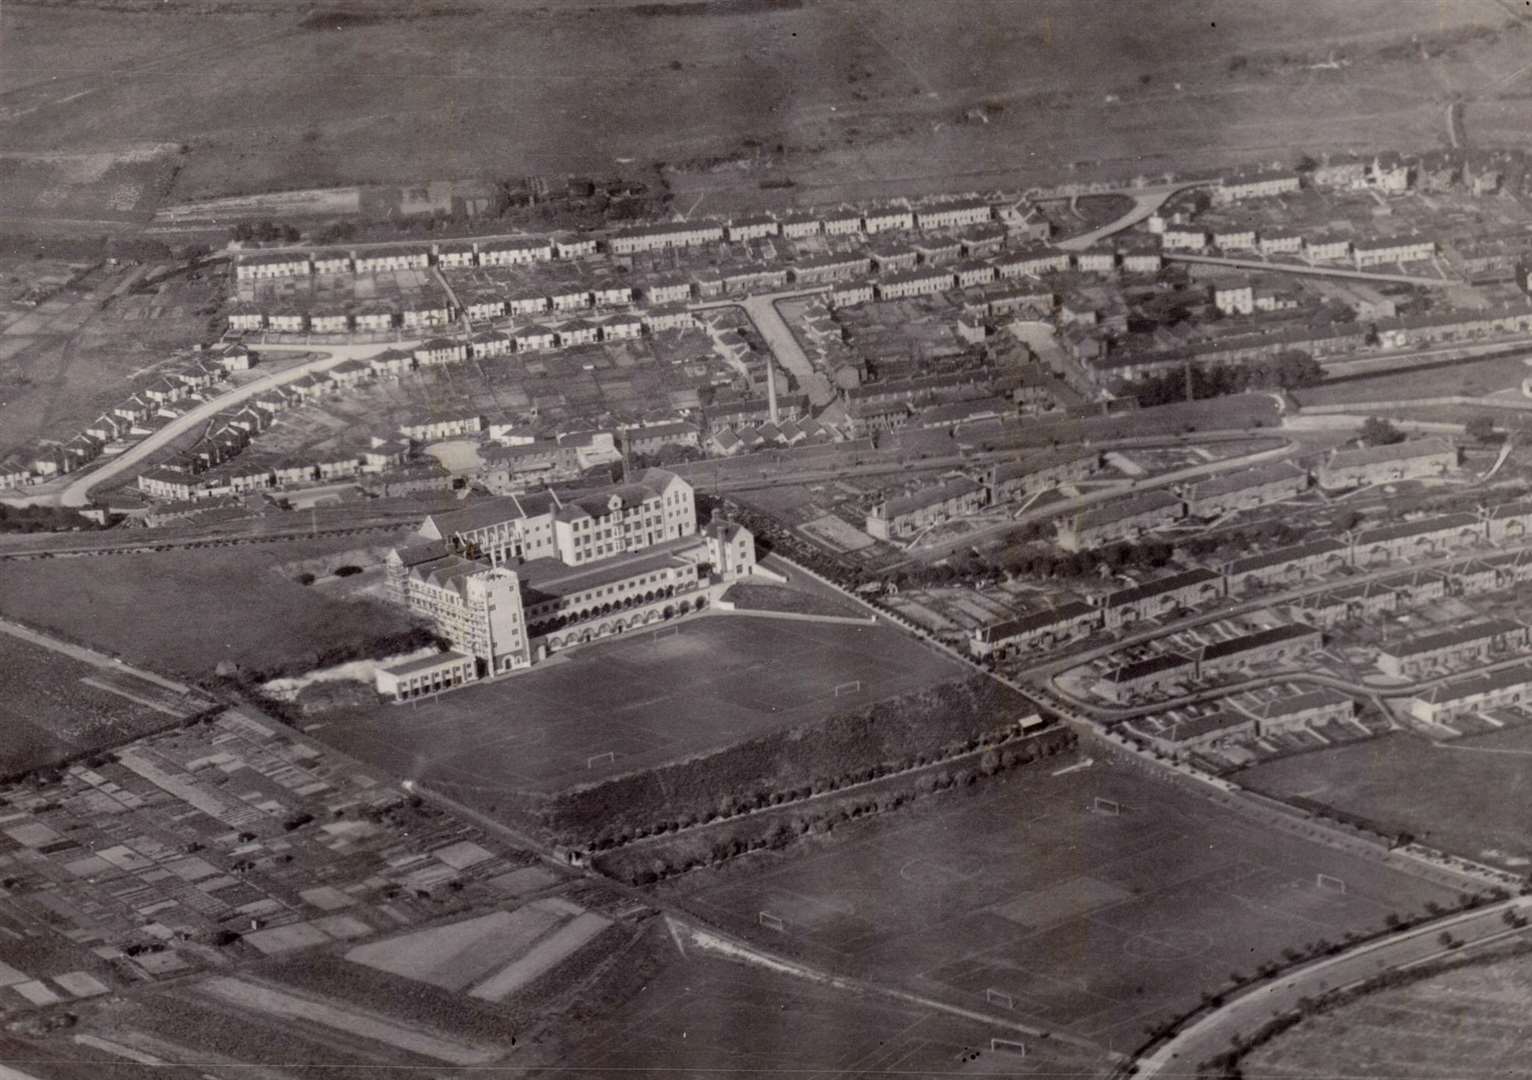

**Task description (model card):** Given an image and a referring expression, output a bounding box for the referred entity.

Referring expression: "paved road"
[1138,898,1532,1077]
[692,288,831,404]
[51,341,419,508]
[1168,252,1455,287]
[1053,185,1195,251]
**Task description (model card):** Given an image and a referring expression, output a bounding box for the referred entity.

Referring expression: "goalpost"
[984,988,1015,1010]
[1091,796,1122,816]
[758,911,787,932]
[586,751,616,769]
[651,626,681,643]
[833,680,863,698]
[990,1039,1027,1057]
[1316,873,1347,894]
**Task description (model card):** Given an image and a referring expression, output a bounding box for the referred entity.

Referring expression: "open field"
[2,1,1525,225]
[1238,728,1532,871]
[0,532,422,679]
[0,633,182,776]
[1293,351,1532,409]
[1247,945,1532,1080]
[316,613,967,796]
[673,755,1462,1050]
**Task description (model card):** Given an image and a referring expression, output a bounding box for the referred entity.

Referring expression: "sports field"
[316,614,966,795]
[1238,729,1532,871]
[677,755,1461,1050]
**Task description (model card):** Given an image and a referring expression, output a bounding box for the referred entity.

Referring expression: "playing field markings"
[650,625,680,642]
[585,751,616,770]
[990,1038,1026,1057]
[984,987,1015,1010]
[758,911,786,933]
[1091,796,1122,816]
[833,680,862,697]
[1316,873,1347,894]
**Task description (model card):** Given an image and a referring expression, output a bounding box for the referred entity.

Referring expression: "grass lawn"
[722,581,868,619]
[1246,946,1532,1080]
[1237,729,1532,870]
[0,635,180,776]
[315,613,966,797]
[1294,352,1532,408]
[0,537,422,680]
[673,755,1460,1050]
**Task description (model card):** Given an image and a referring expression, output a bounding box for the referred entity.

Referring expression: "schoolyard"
[316,612,967,796]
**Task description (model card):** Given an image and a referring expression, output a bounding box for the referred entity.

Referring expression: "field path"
[0,616,198,698]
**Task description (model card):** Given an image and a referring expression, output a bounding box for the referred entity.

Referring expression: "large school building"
[376,470,757,700]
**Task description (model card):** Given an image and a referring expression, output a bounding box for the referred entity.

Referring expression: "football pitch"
[317,614,968,797]
[677,755,1462,1050]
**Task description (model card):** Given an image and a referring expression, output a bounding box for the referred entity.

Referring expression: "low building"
[863,207,915,234]
[875,268,957,301]
[1180,461,1307,517]
[375,652,478,703]
[1100,568,1225,630]
[914,199,992,231]
[1196,623,1321,679]
[726,217,780,242]
[400,413,483,443]
[1258,231,1303,256]
[137,468,202,501]
[1317,437,1456,489]
[1212,280,1254,316]
[478,238,554,266]
[968,601,1098,660]
[642,277,694,305]
[1305,235,1353,262]
[1161,224,1208,252]
[1056,490,1183,552]
[354,246,430,274]
[608,221,725,255]
[414,338,469,368]
[1409,662,1532,725]
[864,476,984,541]
[986,451,1098,502]
[1351,512,1481,565]
[1233,687,1356,734]
[830,280,875,307]
[234,252,311,280]
[1376,618,1528,678]
[1216,171,1301,202]
[1352,235,1436,269]
[1096,653,1194,703]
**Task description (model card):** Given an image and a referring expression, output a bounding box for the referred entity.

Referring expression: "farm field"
[673,754,1462,1050]
[0,532,422,679]
[315,613,967,796]
[2,1,1522,220]
[1246,945,1532,1080]
[0,633,182,776]
[1237,728,1532,871]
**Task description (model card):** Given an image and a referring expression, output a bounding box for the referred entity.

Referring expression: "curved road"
[1138,897,1532,1077]
[54,341,418,508]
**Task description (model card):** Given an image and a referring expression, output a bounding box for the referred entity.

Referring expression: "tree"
[1466,415,1499,443]
[1359,416,1405,447]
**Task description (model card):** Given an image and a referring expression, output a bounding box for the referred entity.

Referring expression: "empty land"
[0,534,421,679]
[675,756,1461,1049]
[1,1,1525,224]
[1246,945,1532,1079]
[1238,729,1532,870]
[316,614,966,795]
